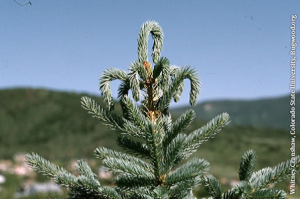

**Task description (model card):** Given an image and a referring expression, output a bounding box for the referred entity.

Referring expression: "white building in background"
[0,175,5,184]
[14,182,62,198]
[0,174,6,191]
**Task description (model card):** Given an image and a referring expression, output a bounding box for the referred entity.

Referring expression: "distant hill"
[0,88,297,183]
[0,88,123,161]
[173,92,300,130]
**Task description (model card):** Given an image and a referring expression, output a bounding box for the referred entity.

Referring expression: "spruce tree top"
[80,20,229,190]
[26,21,300,199]
[97,21,201,115]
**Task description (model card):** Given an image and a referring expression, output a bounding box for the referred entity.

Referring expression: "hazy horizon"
[2,86,299,108]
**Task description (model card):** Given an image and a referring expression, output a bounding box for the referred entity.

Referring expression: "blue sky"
[1,0,299,106]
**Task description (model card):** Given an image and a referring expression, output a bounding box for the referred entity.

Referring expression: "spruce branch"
[164,132,187,171]
[95,147,153,172]
[169,65,185,103]
[165,158,209,185]
[76,159,99,184]
[117,77,145,99]
[251,189,287,199]
[81,96,124,131]
[182,112,230,157]
[76,175,101,194]
[221,189,238,199]
[102,157,155,179]
[153,186,169,198]
[120,187,153,199]
[138,21,164,64]
[153,57,171,92]
[115,174,156,188]
[169,176,201,199]
[239,150,257,182]
[121,96,148,132]
[101,187,123,199]
[157,113,172,138]
[99,68,128,110]
[55,171,78,189]
[158,66,201,111]
[163,109,196,148]
[165,113,229,171]
[221,155,300,199]
[201,175,222,199]
[183,194,198,199]
[173,80,185,103]
[118,79,131,99]
[81,96,145,138]
[249,156,300,190]
[66,183,121,199]
[128,61,144,101]
[122,120,147,139]
[26,154,120,199]
[169,65,180,75]
[144,122,164,180]
[25,153,77,186]
[117,135,150,158]
[130,60,148,81]
[222,181,252,199]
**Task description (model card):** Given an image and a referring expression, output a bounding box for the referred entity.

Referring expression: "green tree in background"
[26,21,300,199]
